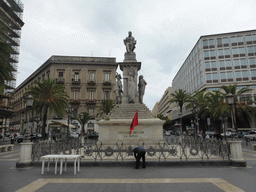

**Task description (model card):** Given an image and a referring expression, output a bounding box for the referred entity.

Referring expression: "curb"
[31,160,240,167]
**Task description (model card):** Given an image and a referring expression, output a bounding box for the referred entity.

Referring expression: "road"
[0,138,255,192]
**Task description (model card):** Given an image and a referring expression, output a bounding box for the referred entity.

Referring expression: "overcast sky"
[17,0,256,110]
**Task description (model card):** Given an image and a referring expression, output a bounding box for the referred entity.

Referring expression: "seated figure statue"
[124,31,136,53]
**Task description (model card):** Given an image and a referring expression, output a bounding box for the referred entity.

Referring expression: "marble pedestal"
[98,118,164,145]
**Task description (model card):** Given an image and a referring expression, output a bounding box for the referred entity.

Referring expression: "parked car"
[70,132,79,139]
[30,133,42,141]
[243,131,256,141]
[4,132,10,137]
[15,133,24,143]
[221,131,238,138]
[205,131,215,138]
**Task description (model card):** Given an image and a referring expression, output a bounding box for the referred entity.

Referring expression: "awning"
[50,120,76,128]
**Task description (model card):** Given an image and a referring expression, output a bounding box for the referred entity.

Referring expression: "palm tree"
[0,25,13,93]
[169,89,190,131]
[205,91,227,133]
[97,99,115,118]
[76,112,91,136]
[25,78,69,140]
[186,91,208,133]
[221,84,256,132]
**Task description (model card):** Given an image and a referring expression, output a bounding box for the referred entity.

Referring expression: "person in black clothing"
[133,146,146,169]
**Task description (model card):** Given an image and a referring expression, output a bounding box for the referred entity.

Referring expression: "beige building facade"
[152,87,173,119]
[10,55,118,133]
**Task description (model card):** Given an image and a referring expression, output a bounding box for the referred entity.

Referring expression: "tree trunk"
[42,111,48,140]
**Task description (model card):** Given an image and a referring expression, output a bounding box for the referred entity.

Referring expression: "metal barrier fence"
[32,136,230,162]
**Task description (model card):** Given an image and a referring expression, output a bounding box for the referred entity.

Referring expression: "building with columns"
[10,55,118,134]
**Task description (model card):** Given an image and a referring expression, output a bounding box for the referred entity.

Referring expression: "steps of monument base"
[108,103,153,119]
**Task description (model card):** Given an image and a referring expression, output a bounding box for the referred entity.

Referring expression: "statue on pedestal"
[124,31,136,53]
[138,75,147,104]
[124,67,137,103]
[114,73,122,104]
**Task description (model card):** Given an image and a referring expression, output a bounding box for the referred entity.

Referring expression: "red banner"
[129,110,138,135]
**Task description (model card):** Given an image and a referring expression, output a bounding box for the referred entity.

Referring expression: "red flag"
[129,110,138,135]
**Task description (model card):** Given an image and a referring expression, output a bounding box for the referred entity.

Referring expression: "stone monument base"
[124,52,137,62]
[97,118,164,145]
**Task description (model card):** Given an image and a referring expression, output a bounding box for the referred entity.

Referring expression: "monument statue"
[124,31,136,53]
[114,73,123,104]
[124,67,137,103]
[138,75,147,104]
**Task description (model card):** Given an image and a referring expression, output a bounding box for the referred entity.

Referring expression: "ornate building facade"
[10,55,118,134]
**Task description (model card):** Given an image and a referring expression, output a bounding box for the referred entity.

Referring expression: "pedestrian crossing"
[0,149,19,161]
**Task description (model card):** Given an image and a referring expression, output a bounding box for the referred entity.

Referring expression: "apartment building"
[153,87,173,119]
[171,30,256,128]
[10,55,118,133]
[0,0,24,90]
[0,0,24,133]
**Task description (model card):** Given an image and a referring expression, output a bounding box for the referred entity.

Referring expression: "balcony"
[70,99,80,104]
[103,81,111,86]
[72,79,80,84]
[86,99,96,105]
[56,78,65,84]
[87,81,96,86]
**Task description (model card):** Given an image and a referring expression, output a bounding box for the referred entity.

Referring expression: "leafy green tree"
[97,99,115,118]
[76,112,90,136]
[0,25,13,93]
[157,113,172,129]
[25,79,69,139]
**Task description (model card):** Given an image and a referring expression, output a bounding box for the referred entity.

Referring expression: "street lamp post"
[26,95,33,137]
[65,104,74,140]
[226,93,236,134]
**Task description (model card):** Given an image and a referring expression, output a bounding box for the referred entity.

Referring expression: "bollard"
[246,138,250,146]
[228,140,246,167]
[16,142,33,168]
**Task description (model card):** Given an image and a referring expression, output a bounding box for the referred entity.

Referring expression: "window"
[234,59,247,69]
[58,71,64,81]
[205,61,217,71]
[104,91,110,100]
[89,91,94,100]
[221,72,233,82]
[232,47,246,57]
[249,58,256,68]
[246,35,252,42]
[104,73,110,82]
[74,71,79,81]
[219,60,232,70]
[251,70,256,80]
[237,36,243,44]
[218,49,230,58]
[223,37,229,45]
[89,109,94,116]
[89,71,95,82]
[209,39,214,47]
[206,73,218,83]
[231,36,237,44]
[73,90,79,100]
[247,46,254,55]
[203,40,208,48]
[235,71,249,81]
[217,38,222,46]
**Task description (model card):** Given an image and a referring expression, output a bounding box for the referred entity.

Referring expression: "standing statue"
[124,31,136,53]
[127,67,137,103]
[138,75,147,104]
[114,73,123,104]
